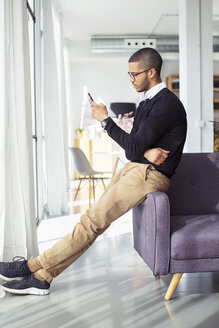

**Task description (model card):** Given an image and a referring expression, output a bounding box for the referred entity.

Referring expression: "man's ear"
[149,68,157,79]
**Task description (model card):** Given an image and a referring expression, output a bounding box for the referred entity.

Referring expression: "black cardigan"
[104,88,187,178]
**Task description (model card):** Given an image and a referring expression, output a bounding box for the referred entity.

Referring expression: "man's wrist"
[101,117,111,129]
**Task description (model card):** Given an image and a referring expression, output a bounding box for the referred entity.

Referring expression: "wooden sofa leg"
[165,273,183,301]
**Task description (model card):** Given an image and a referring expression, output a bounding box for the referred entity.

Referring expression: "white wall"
[69,59,137,137]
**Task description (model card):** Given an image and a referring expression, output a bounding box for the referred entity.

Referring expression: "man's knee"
[80,209,110,236]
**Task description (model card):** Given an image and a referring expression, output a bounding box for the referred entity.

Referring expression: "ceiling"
[53,0,219,42]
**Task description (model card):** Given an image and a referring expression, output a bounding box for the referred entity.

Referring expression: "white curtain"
[0,0,38,261]
[43,0,69,216]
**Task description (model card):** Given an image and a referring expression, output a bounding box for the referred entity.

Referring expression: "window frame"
[27,0,39,223]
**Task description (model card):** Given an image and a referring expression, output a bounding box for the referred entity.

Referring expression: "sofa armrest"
[133,191,170,276]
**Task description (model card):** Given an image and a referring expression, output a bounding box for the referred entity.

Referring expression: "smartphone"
[88,92,94,102]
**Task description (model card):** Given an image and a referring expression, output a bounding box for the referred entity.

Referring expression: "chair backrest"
[166,153,219,215]
[69,147,96,176]
[110,102,136,117]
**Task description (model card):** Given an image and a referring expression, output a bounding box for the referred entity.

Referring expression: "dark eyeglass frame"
[128,68,157,81]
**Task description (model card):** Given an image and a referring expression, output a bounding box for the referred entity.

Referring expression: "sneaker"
[2,273,50,295]
[0,256,31,282]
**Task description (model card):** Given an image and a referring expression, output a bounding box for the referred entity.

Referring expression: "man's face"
[128,62,150,93]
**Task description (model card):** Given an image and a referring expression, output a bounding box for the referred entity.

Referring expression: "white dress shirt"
[143,81,166,100]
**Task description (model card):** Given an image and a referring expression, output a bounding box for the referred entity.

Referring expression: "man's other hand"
[144,148,170,165]
[89,100,109,122]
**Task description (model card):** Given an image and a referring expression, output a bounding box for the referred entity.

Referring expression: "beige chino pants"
[36,162,170,283]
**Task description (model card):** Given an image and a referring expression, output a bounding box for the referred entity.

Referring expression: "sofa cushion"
[171,214,219,260]
[167,153,219,216]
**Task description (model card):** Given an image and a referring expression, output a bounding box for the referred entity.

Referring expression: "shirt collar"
[143,82,166,100]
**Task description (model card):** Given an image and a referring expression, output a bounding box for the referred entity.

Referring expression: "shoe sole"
[0,274,23,282]
[2,286,50,295]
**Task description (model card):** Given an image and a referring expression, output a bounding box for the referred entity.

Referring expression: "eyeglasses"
[128,68,157,81]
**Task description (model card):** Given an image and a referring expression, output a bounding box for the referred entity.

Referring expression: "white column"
[179,0,213,152]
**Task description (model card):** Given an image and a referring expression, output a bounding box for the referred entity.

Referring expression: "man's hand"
[144,148,170,165]
[89,100,109,122]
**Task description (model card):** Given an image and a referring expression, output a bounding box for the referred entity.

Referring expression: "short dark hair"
[128,47,163,76]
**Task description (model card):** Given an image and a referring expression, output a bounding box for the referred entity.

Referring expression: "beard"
[136,74,150,93]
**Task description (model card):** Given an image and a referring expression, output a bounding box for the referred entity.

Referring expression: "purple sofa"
[133,153,219,300]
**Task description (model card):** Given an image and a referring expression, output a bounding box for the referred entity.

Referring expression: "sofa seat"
[171,214,219,260]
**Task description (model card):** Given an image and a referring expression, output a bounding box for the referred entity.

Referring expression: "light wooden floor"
[1,185,219,327]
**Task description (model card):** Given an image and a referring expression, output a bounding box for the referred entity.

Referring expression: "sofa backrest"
[166,153,219,215]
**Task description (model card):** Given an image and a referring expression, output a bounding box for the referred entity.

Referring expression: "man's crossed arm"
[89,100,170,166]
[144,147,170,165]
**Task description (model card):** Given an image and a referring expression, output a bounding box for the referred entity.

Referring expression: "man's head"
[128,47,163,92]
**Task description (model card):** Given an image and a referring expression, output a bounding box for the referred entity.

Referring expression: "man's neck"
[149,78,162,90]
[144,81,166,100]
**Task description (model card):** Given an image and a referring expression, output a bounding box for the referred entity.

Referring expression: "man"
[0,47,187,295]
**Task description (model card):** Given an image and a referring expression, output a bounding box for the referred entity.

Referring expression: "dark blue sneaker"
[2,273,50,295]
[0,256,31,282]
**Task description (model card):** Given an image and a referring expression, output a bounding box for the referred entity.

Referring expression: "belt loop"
[145,164,151,180]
